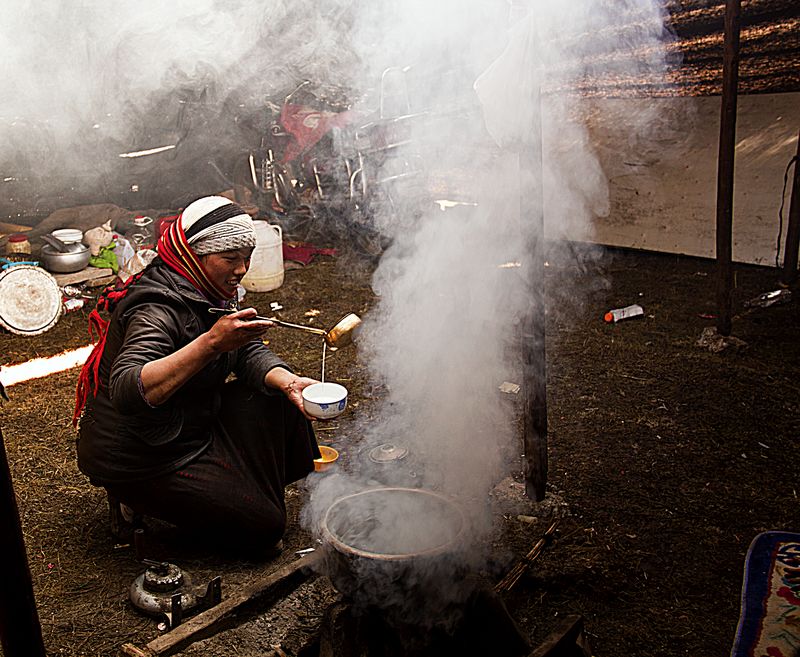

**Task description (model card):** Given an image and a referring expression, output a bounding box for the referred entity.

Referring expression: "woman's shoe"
[263,539,284,560]
[107,492,143,541]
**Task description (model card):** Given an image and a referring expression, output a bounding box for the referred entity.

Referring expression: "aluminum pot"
[319,487,467,623]
[40,243,91,273]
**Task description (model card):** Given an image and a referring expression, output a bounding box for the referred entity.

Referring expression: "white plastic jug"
[241,221,284,292]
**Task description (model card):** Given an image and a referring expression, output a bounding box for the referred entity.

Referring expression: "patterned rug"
[731,531,800,657]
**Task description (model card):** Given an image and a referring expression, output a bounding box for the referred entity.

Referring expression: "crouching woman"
[74,196,320,556]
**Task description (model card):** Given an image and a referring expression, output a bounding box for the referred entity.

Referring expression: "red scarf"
[157,215,233,302]
[72,273,143,427]
[72,213,234,427]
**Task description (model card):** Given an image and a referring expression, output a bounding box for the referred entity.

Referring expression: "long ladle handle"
[268,318,327,336]
[41,233,71,253]
[208,307,327,336]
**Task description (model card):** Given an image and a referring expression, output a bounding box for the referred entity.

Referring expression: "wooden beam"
[120,551,321,657]
[715,0,742,337]
[0,425,47,657]
[780,130,800,286]
[0,221,34,238]
[529,615,589,657]
[495,520,559,593]
[518,25,548,501]
[521,116,548,502]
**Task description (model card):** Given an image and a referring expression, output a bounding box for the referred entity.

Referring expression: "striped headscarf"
[157,196,257,301]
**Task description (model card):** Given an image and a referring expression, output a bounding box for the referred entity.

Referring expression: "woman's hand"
[283,377,319,419]
[265,368,319,420]
[206,308,273,354]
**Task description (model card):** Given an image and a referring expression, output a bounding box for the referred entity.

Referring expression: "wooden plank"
[120,551,321,657]
[0,222,33,238]
[85,274,116,288]
[529,615,587,657]
[52,268,113,287]
[119,644,154,657]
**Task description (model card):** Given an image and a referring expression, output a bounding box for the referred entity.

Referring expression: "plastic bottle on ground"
[604,304,644,323]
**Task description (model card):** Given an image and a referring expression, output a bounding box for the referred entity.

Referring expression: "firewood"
[495,520,559,594]
[120,552,321,657]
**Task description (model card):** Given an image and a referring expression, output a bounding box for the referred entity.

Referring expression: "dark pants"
[106,380,319,549]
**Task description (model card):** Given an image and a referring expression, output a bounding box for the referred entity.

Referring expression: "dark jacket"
[77,261,287,485]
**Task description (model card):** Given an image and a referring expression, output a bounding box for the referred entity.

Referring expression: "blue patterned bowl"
[302,382,348,419]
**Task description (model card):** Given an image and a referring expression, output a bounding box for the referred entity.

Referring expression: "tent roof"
[552,0,798,97]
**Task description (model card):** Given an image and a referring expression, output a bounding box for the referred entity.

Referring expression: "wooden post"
[715,0,742,337]
[528,615,589,657]
[780,131,800,286]
[0,426,47,657]
[521,101,548,502]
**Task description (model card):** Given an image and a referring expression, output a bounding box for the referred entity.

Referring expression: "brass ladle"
[209,308,362,350]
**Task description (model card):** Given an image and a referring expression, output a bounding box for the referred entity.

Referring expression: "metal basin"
[320,487,466,620]
[40,243,91,273]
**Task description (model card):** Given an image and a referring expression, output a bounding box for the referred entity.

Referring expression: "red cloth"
[279,104,358,164]
[282,242,336,266]
[72,273,144,426]
[156,214,179,238]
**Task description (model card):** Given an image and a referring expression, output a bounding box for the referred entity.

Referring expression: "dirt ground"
[1,240,799,657]
[1,1,798,654]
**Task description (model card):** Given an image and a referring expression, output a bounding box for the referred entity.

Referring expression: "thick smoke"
[0,0,360,212]
[303,0,679,612]
[2,0,677,618]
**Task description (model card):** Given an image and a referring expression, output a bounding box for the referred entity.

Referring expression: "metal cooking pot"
[39,243,91,273]
[319,487,467,622]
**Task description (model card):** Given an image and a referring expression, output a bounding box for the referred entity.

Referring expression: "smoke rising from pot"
[1,0,678,584]
[305,0,679,565]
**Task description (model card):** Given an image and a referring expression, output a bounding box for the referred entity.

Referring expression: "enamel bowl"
[51,228,84,244]
[302,382,348,420]
[314,445,340,472]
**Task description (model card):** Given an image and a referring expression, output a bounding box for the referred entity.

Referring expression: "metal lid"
[0,265,62,335]
[368,443,409,464]
[143,563,185,592]
[41,242,89,255]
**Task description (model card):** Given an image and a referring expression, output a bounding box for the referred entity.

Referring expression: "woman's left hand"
[283,376,319,419]
[265,368,319,419]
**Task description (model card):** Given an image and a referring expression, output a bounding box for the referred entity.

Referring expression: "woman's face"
[199,247,253,297]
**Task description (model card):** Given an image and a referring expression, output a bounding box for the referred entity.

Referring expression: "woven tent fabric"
[731,531,800,657]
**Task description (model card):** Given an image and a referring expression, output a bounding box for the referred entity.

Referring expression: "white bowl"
[302,382,348,420]
[51,228,84,244]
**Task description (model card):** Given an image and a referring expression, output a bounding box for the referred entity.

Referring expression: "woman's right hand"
[207,308,273,353]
